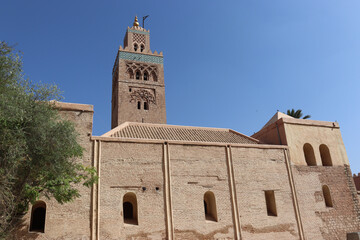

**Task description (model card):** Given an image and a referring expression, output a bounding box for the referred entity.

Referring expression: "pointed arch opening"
[204,191,217,222]
[140,44,145,52]
[136,71,141,80]
[151,71,157,82]
[320,144,332,166]
[303,143,316,166]
[322,185,333,207]
[123,192,138,225]
[134,43,138,52]
[127,69,134,79]
[143,71,148,81]
[29,201,46,233]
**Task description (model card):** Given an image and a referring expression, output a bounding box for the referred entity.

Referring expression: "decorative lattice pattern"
[133,33,145,44]
[119,52,163,64]
[129,89,156,104]
[128,29,149,35]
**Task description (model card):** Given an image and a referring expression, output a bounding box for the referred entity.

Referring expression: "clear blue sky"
[2,1,360,173]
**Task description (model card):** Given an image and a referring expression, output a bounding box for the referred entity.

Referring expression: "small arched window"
[151,72,157,82]
[144,102,149,110]
[320,144,332,166]
[134,44,138,52]
[123,192,138,225]
[136,71,141,80]
[137,101,141,110]
[127,69,134,79]
[143,71,148,81]
[140,44,144,52]
[204,191,217,222]
[322,185,333,207]
[303,143,316,166]
[29,201,46,233]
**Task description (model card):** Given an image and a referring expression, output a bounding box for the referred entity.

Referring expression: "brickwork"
[293,165,360,240]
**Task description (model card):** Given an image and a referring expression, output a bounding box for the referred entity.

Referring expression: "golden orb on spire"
[133,16,139,27]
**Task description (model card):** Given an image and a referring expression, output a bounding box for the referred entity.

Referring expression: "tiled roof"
[102,122,258,144]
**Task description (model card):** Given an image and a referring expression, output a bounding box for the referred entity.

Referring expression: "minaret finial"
[133,16,139,27]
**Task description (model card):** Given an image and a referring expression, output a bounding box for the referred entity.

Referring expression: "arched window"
[137,101,141,110]
[127,69,134,79]
[140,44,144,52]
[144,102,149,110]
[151,71,157,82]
[136,71,141,80]
[322,185,333,207]
[143,71,148,81]
[134,44,138,52]
[29,201,46,233]
[303,143,316,166]
[123,192,138,225]
[320,144,332,166]
[204,191,217,222]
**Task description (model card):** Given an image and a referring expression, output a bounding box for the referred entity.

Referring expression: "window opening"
[303,143,316,166]
[203,191,217,221]
[136,71,140,80]
[134,44,138,51]
[137,101,141,110]
[128,69,134,79]
[140,44,144,52]
[322,185,333,207]
[320,144,332,166]
[143,72,148,81]
[29,201,46,233]
[265,190,277,216]
[144,102,149,110]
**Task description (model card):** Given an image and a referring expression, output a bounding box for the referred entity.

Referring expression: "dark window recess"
[136,71,140,80]
[137,101,141,109]
[143,72,148,81]
[265,190,277,216]
[123,202,133,220]
[134,44,138,51]
[129,88,132,92]
[144,102,149,110]
[140,45,144,52]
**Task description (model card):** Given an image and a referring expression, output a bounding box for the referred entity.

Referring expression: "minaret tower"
[111,16,166,128]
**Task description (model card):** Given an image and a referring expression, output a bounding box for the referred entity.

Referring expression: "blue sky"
[1,0,360,173]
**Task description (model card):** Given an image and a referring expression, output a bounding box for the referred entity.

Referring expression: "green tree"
[286,108,311,119]
[0,42,97,238]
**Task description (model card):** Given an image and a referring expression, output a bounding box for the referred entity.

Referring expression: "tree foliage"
[0,42,97,238]
[286,108,311,119]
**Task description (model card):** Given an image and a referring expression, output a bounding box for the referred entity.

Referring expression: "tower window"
[29,201,46,233]
[143,72,148,81]
[203,191,217,221]
[303,143,316,166]
[129,88,132,92]
[322,185,333,207]
[134,44,138,52]
[151,72,157,82]
[264,190,277,216]
[144,102,149,110]
[136,71,141,80]
[137,101,141,109]
[123,192,138,225]
[140,44,144,52]
[128,69,134,79]
[320,144,332,166]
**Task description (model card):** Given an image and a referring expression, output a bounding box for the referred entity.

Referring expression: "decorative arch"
[204,191,217,222]
[303,143,316,166]
[135,70,141,80]
[320,144,332,166]
[322,185,333,207]
[151,71,157,82]
[123,192,138,225]
[127,68,134,79]
[143,71,149,81]
[29,201,46,233]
